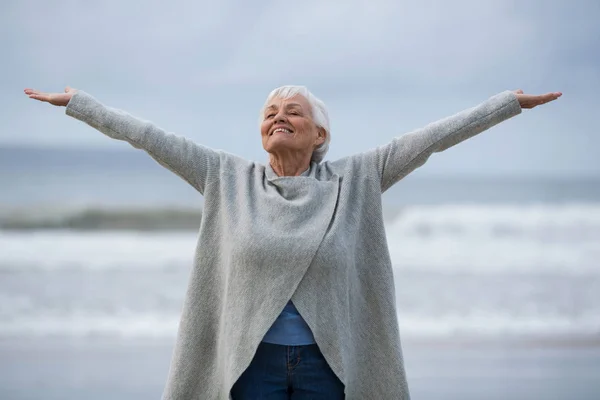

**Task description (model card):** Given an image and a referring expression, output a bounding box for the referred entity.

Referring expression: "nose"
[274,110,287,123]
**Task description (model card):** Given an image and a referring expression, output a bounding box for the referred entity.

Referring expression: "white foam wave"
[0,231,197,271]
[1,313,180,339]
[398,312,600,338]
[386,203,600,274]
[1,311,597,339]
[387,203,600,238]
[1,203,599,275]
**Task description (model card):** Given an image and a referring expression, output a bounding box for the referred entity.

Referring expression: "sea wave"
[0,312,180,339]
[0,207,202,231]
[2,202,599,234]
[0,230,197,271]
[0,311,597,339]
[2,202,599,339]
[1,203,599,273]
[387,203,600,239]
[385,202,600,274]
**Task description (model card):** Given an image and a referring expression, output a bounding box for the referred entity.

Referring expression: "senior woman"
[25,85,561,399]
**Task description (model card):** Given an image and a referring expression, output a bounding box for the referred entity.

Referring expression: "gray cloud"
[2,0,599,176]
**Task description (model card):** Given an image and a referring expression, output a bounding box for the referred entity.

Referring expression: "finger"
[531,93,559,106]
[542,92,561,103]
[28,93,50,102]
[514,89,524,94]
[28,89,47,97]
[536,96,550,105]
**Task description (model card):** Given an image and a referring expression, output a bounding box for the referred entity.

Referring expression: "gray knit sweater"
[66,90,521,399]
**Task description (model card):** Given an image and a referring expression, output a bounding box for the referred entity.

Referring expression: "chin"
[266,138,292,151]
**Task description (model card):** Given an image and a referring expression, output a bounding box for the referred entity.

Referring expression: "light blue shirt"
[262,300,316,345]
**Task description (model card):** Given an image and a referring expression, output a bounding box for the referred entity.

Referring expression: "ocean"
[1,147,599,399]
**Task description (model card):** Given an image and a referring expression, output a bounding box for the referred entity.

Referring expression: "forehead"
[265,94,310,111]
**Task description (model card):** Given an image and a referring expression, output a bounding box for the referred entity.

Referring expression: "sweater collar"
[265,163,313,181]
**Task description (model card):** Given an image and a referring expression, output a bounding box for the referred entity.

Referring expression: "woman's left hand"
[513,89,562,109]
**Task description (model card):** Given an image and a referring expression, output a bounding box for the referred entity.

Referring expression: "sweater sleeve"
[65,91,220,195]
[365,90,522,193]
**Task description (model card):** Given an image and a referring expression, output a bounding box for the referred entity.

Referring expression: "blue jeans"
[230,342,345,399]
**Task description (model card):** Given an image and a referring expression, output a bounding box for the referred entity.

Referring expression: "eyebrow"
[265,103,304,113]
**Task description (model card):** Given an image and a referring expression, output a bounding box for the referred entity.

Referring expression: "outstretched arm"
[24,87,220,195]
[368,89,561,192]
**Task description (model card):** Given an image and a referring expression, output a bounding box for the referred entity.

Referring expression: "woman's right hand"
[24,87,78,107]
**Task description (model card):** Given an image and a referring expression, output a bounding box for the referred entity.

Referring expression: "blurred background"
[1,0,599,399]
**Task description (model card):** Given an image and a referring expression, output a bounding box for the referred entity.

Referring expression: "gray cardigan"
[66,90,521,399]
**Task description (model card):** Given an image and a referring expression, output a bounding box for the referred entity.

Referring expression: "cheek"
[290,118,309,135]
[296,120,316,140]
[260,122,270,138]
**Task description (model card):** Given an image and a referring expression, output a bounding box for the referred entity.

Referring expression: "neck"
[269,151,312,177]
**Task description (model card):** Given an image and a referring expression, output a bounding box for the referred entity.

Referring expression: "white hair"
[259,85,331,164]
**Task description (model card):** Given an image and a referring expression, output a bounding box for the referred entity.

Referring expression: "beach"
[1,337,599,399]
[1,148,599,399]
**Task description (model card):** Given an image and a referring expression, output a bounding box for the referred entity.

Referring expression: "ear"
[316,127,327,146]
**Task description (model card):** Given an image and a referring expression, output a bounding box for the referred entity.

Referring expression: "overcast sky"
[2,0,599,177]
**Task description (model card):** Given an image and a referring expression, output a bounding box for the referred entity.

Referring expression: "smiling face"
[260,94,325,158]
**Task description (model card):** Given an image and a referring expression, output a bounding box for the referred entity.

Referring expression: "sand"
[1,337,599,399]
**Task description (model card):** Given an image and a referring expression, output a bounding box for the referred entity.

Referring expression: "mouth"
[269,127,293,136]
